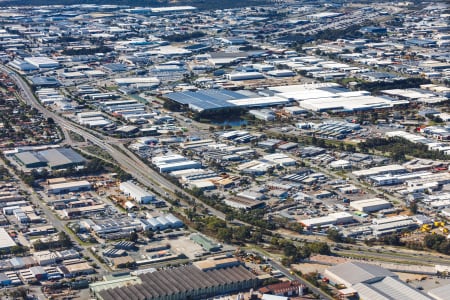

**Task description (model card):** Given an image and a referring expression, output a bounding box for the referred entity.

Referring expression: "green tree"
[327,228,343,243]
[129,231,138,243]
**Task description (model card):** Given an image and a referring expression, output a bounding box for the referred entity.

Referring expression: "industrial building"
[141,214,184,231]
[350,198,392,213]
[119,181,155,204]
[267,83,408,112]
[428,284,450,300]
[224,196,265,210]
[47,180,91,195]
[15,148,86,170]
[152,155,201,173]
[24,56,59,69]
[93,263,257,300]
[190,233,221,252]
[371,216,417,237]
[300,212,353,230]
[352,164,406,178]
[226,72,265,81]
[0,228,16,250]
[324,262,432,300]
[165,89,290,113]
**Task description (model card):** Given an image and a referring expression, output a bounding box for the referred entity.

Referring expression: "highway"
[2,66,226,222]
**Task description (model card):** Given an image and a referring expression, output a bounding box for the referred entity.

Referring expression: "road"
[2,65,226,221]
[0,157,109,275]
[255,252,333,300]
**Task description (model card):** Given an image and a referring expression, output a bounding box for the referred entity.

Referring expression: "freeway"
[2,66,226,222]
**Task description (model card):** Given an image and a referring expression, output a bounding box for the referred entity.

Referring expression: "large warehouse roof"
[325,262,432,300]
[354,276,432,300]
[0,228,16,249]
[15,151,45,166]
[39,148,86,168]
[326,262,395,286]
[97,265,256,300]
[166,89,246,112]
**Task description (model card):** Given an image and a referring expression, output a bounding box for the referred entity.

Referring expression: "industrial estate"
[0,0,448,300]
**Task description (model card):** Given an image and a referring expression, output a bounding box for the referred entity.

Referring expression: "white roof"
[115,77,160,85]
[0,228,16,249]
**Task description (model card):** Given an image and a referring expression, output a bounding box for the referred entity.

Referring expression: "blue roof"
[30,76,61,86]
[166,89,248,111]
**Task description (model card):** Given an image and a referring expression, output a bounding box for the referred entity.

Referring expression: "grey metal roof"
[327,262,395,285]
[39,148,85,168]
[98,265,256,300]
[165,89,247,111]
[428,283,450,300]
[15,151,45,166]
[353,276,432,300]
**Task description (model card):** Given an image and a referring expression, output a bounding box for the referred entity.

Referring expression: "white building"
[350,198,392,213]
[119,181,155,204]
[0,228,16,250]
[300,212,353,230]
[47,180,91,195]
[24,57,59,69]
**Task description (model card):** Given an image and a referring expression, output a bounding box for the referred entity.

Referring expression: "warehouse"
[47,180,91,195]
[14,152,47,168]
[152,154,201,173]
[114,77,160,88]
[263,153,297,167]
[190,233,221,252]
[224,196,265,210]
[0,228,16,250]
[165,89,289,113]
[165,89,244,112]
[300,212,353,230]
[94,263,257,300]
[324,262,432,300]
[24,56,59,69]
[350,198,392,213]
[226,72,265,81]
[352,164,406,178]
[428,284,450,300]
[371,216,417,237]
[39,148,86,170]
[119,181,155,204]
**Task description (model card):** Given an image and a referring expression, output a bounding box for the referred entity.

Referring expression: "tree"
[409,201,418,214]
[327,228,343,243]
[129,231,138,243]
[58,232,72,249]
[217,228,232,243]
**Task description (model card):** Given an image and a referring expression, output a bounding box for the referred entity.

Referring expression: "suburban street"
[1,65,226,221]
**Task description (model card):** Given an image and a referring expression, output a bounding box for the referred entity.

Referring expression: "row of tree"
[359,137,450,161]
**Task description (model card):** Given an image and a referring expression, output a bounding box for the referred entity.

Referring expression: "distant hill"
[0,0,271,9]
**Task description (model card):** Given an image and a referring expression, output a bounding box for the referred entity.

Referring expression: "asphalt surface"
[3,66,226,221]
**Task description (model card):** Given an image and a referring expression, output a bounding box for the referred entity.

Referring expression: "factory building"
[0,228,17,250]
[92,261,257,300]
[300,212,353,230]
[32,148,86,170]
[350,198,392,213]
[352,164,406,178]
[119,181,155,204]
[370,216,417,237]
[152,155,201,173]
[47,180,91,195]
[24,57,59,69]
[226,72,265,81]
[324,262,432,300]
[165,89,290,113]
